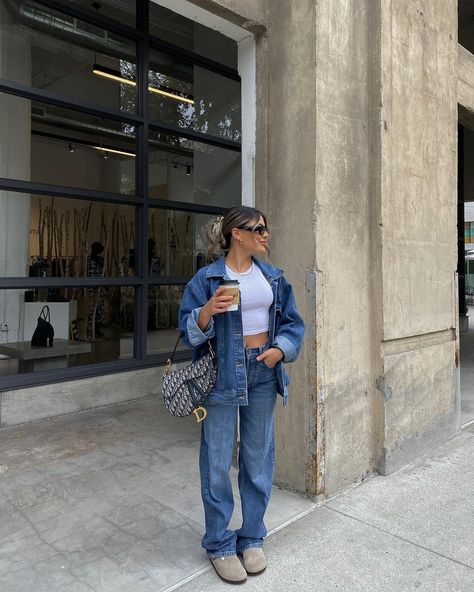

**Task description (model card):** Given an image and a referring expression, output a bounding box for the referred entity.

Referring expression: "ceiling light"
[186,165,191,175]
[148,85,194,105]
[92,64,135,86]
[92,64,194,105]
[94,146,135,158]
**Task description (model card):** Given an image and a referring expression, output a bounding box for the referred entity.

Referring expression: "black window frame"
[0,0,241,391]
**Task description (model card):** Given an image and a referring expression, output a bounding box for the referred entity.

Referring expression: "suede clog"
[241,547,267,575]
[210,555,247,584]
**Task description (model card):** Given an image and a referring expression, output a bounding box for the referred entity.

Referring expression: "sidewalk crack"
[323,505,474,571]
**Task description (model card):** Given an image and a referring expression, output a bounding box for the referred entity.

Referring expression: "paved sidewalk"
[177,422,474,592]
[0,397,313,592]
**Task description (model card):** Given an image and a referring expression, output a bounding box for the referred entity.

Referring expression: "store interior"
[0,0,240,375]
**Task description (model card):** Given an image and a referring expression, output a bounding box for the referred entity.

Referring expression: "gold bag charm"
[193,407,207,423]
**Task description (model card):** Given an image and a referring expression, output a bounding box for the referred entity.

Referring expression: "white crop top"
[225,261,274,335]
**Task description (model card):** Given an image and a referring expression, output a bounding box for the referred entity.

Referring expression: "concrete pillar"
[0,3,31,343]
[374,0,459,473]
[262,0,319,495]
[310,0,375,496]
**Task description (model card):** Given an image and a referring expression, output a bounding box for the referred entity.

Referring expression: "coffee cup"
[218,279,240,311]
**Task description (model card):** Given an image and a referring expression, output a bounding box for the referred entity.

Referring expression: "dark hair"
[204,206,267,259]
[91,241,104,255]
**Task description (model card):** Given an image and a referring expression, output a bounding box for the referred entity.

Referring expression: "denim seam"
[237,543,262,553]
[208,550,237,559]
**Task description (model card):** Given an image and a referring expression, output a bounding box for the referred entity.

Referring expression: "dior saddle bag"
[162,336,216,423]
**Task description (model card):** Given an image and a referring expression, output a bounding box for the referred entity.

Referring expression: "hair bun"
[204,215,226,259]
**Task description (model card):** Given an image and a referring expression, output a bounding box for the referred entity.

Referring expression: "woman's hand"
[256,347,284,368]
[204,286,235,316]
[198,287,234,331]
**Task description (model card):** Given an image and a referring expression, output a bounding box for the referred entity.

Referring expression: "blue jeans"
[199,342,278,558]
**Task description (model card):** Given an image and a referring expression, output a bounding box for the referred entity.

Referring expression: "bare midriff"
[243,331,269,348]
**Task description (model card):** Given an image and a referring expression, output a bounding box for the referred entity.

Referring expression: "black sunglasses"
[238,223,269,236]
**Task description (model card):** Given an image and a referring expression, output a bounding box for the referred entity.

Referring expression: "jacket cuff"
[186,307,215,346]
[273,335,297,363]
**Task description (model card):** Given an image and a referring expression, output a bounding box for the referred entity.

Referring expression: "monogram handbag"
[31,305,54,347]
[162,336,217,423]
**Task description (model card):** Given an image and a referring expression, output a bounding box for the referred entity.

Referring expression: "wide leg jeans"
[199,342,277,557]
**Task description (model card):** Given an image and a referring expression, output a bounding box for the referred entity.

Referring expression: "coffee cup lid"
[219,279,239,285]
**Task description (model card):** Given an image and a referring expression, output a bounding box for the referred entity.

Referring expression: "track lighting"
[92,64,194,105]
[94,146,135,158]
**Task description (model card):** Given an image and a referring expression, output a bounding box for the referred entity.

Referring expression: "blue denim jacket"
[178,255,305,406]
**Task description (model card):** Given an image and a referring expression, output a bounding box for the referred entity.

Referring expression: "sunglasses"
[238,223,269,236]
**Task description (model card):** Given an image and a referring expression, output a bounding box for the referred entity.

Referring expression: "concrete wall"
[0,367,160,427]
[311,0,375,495]
[261,0,462,493]
[260,0,318,495]
[375,0,459,474]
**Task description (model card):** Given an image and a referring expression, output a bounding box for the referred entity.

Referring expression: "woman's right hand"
[203,287,234,316]
[198,287,234,331]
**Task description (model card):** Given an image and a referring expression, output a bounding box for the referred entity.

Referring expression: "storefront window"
[0,286,135,376]
[0,93,136,195]
[0,1,137,113]
[0,194,136,279]
[0,0,241,387]
[148,49,241,142]
[66,0,136,28]
[148,132,241,207]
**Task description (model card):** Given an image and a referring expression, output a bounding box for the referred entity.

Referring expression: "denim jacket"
[178,255,305,406]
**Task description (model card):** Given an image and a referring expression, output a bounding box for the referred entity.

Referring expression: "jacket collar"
[205,255,283,281]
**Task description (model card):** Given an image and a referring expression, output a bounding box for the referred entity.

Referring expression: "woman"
[178,206,305,584]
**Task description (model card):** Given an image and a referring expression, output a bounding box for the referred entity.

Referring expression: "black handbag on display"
[162,337,216,423]
[31,305,54,347]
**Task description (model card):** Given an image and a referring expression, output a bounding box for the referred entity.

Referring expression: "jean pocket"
[257,360,277,383]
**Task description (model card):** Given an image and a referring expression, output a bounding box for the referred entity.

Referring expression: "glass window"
[0,1,241,387]
[148,209,215,278]
[0,93,136,194]
[0,286,135,375]
[66,0,136,28]
[148,2,238,69]
[148,48,241,141]
[0,193,136,279]
[145,285,191,357]
[0,1,137,113]
[148,131,241,207]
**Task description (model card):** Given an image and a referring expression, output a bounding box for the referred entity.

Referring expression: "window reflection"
[148,132,241,207]
[148,209,213,278]
[145,285,190,357]
[148,48,241,142]
[66,0,136,27]
[0,93,136,194]
[0,286,135,375]
[0,0,137,113]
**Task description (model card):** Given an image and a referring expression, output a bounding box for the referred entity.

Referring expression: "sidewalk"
[0,397,314,592]
[1,400,473,592]
[177,421,474,592]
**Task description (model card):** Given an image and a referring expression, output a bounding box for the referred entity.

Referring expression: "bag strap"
[40,305,50,322]
[168,334,182,364]
[164,335,214,374]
